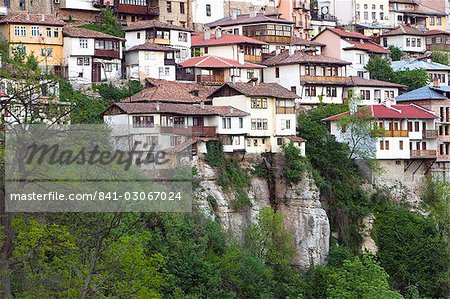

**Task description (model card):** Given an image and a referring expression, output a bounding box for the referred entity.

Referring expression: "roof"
[291,36,325,47]
[108,102,247,117]
[425,29,450,36]
[63,26,124,40]
[125,42,178,52]
[391,59,450,71]
[206,13,293,27]
[208,82,298,99]
[315,28,371,40]
[323,104,437,121]
[381,25,425,37]
[125,78,218,104]
[346,76,405,88]
[0,13,65,26]
[262,50,351,66]
[179,55,264,69]
[191,33,267,47]
[343,40,389,54]
[396,86,448,101]
[124,19,193,32]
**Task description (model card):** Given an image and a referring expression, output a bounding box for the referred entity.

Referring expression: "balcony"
[164,58,176,65]
[311,13,339,22]
[276,107,295,114]
[146,38,170,45]
[160,126,216,137]
[115,3,159,16]
[410,150,437,159]
[423,129,437,139]
[94,49,120,59]
[244,55,262,63]
[301,75,347,85]
[294,1,310,10]
[196,75,225,84]
[384,130,409,137]
[251,35,292,44]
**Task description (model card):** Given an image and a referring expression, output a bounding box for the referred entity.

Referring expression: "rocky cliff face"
[194,157,330,270]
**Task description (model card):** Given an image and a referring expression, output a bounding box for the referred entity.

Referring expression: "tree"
[282,142,308,184]
[388,45,405,61]
[78,8,124,37]
[431,50,449,65]
[392,68,429,91]
[366,56,394,82]
[328,254,403,299]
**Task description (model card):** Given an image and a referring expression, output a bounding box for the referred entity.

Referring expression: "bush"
[205,141,223,167]
[282,142,308,184]
[251,162,271,179]
[93,80,142,104]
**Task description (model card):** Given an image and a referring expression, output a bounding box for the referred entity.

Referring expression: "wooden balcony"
[164,58,176,65]
[160,126,216,137]
[244,55,262,63]
[250,35,292,44]
[196,75,225,83]
[384,130,409,137]
[276,107,295,114]
[115,3,159,16]
[410,150,437,159]
[94,49,120,59]
[146,38,170,45]
[423,129,437,139]
[301,75,347,85]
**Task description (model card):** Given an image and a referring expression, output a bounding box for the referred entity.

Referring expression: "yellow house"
[426,14,447,31]
[0,14,64,69]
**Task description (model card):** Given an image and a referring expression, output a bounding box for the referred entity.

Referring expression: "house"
[205,12,295,53]
[313,28,389,78]
[419,0,450,30]
[323,103,438,183]
[208,81,305,154]
[425,30,450,51]
[62,27,123,84]
[316,0,353,25]
[56,0,105,22]
[391,59,450,86]
[291,36,325,54]
[124,20,192,62]
[261,49,351,105]
[124,43,178,81]
[191,31,267,64]
[0,0,51,15]
[0,14,65,73]
[380,24,425,56]
[176,55,264,84]
[389,0,447,30]
[191,0,225,31]
[345,76,405,105]
[277,0,312,39]
[396,85,450,180]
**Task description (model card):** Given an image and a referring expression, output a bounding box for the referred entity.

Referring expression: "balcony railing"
[146,38,170,45]
[196,75,225,83]
[160,126,216,137]
[244,55,262,63]
[423,129,437,139]
[250,35,292,44]
[384,130,409,137]
[301,75,347,85]
[410,150,437,159]
[94,49,120,59]
[276,107,295,114]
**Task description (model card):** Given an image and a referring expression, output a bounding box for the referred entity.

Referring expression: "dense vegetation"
[78,8,124,38]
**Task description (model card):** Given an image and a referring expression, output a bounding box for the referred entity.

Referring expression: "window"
[41,48,53,57]
[285,119,291,129]
[372,12,376,20]
[356,53,365,64]
[380,12,384,20]
[180,2,185,14]
[277,138,283,146]
[291,86,297,93]
[80,39,88,49]
[275,67,280,78]
[399,140,403,150]
[360,90,370,100]
[415,121,420,132]
[222,117,231,129]
[137,32,141,39]
[374,89,381,102]
[437,17,442,26]
[105,63,113,72]
[84,58,90,65]
[178,32,188,42]
[380,5,384,10]
[411,38,416,47]
[167,1,172,13]
[247,69,255,79]
[385,140,389,150]
[170,136,181,146]
[417,38,422,47]
[364,11,368,20]
[46,27,51,38]
[305,86,316,97]
[31,26,41,37]
[14,26,26,36]
[430,16,435,26]
[239,118,243,128]
[364,4,368,9]
[251,119,268,130]
[53,28,59,38]
[19,0,25,10]
[206,4,211,16]
[164,67,170,76]
[326,87,337,97]
[372,4,375,9]
[133,116,154,128]
[204,47,208,54]
[356,11,360,21]
[380,141,384,150]
[234,28,239,35]
[145,136,158,145]
[251,98,268,109]
[406,38,410,47]
[77,58,83,65]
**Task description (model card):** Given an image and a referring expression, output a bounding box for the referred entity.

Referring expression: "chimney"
[204,28,211,41]
[156,102,160,111]
[249,6,257,18]
[26,14,30,21]
[249,77,258,86]
[275,48,281,55]
[288,46,295,56]
[200,100,205,109]
[215,27,222,39]
[41,14,45,22]
[229,107,234,114]
[238,50,245,65]
[231,11,237,20]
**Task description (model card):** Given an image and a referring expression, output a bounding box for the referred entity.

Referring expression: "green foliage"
[251,161,271,179]
[431,50,450,65]
[388,45,405,61]
[282,141,308,184]
[392,68,429,91]
[93,80,142,104]
[78,8,124,37]
[372,203,450,298]
[207,194,218,211]
[366,56,394,82]
[205,140,223,167]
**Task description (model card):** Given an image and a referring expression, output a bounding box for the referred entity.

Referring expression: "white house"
[392,59,450,86]
[380,25,426,57]
[208,81,305,154]
[124,20,193,63]
[345,76,405,105]
[262,49,351,105]
[63,27,123,84]
[124,43,178,81]
[191,0,225,30]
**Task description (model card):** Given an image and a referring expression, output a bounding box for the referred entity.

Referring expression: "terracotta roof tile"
[180,55,264,69]
[209,82,298,99]
[262,49,351,66]
[206,13,293,27]
[0,13,65,26]
[191,33,267,46]
[125,42,178,52]
[343,40,389,54]
[425,29,450,36]
[321,28,371,40]
[346,76,406,88]
[381,25,425,37]
[124,19,193,32]
[291,36,325,47]
[63,26,124,40]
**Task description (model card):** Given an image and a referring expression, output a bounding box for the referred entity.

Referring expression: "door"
[92,62,101,83]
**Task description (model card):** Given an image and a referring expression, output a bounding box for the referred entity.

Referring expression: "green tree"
[282,141,308,184]
[431,50,449,65]
[388,45,405,61]
[392,68,429,91]
[366,56,394,82]
[79,8,124,37]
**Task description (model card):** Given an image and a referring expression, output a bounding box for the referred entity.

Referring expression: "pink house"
[277,0,312,39]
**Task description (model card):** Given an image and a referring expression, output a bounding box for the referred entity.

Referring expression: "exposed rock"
[361,214,378,254]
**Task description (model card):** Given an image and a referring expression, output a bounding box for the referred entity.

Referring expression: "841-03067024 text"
[9,191,184,201]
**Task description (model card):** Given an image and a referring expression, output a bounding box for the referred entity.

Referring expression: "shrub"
[205,141,223,167]
[282,142,308,184]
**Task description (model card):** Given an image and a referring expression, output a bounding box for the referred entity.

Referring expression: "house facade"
[391,59,450,86]
[262,49,351,105]
[277,0,312,39]
[345,76,405,105]
[63,27,123,84]
[380,25,425,56]
[191,0,225,30]
[389,0,447,30]
[425,30,450,51]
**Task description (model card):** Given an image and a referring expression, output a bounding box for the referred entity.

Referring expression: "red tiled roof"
[125,42,178,52]
[262,49,351,66]
[323,104,437,121]
[63,26,124,40]
[343,40,389,54]
[291,36,325,47]
[179,55,264,69]
[425,29,450,36]
[206,13,293,28]
[191,33,267,46]
[346,76,406,88]
[125,78,218,104]
[124,19,193,32]
[319,28,371,40]
[381,25,425,37]
[208,82,298,99]
[0,13,65,26]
